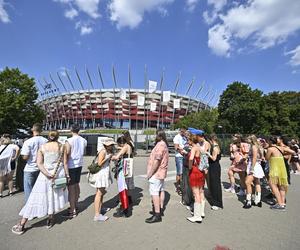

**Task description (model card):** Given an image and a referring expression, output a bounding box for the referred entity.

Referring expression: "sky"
[0,0,299,106]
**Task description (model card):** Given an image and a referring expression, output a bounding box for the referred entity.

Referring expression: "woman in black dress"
[207,134,223,210]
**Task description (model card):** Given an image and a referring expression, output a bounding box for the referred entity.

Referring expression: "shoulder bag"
[52,144,67,189]
[88,152,101,174]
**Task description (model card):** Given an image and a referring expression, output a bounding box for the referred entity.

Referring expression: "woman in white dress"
[0,134,20,197]
[12,131,69,235]
[91,138,115,222]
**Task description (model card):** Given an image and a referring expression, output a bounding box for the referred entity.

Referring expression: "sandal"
[11,224,25,235]
[46,218,54,229]
[61,211,77,219]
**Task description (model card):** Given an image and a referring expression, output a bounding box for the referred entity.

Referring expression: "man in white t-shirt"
[173,127,187,194]
[21,123,48,202]
[63,124,87,218]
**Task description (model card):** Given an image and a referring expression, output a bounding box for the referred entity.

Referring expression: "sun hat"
[102,138,117,146]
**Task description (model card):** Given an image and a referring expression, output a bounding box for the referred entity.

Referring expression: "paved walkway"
[1,157,300,250]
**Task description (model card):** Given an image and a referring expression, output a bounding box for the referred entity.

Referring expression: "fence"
[79,132,233,156]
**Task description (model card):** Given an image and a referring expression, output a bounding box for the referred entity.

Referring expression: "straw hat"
[103,138,117,146]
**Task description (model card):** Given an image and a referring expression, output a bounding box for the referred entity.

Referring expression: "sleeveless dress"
[246,146,265,178]
[181,146,194,206]
[19,145,68,220]
[189,155,205,188]
[89,151,113,189]
[208,145,223,208]
[269,147,289,191]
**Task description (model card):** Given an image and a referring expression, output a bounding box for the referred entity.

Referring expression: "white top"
[0,144,18,175]
[21,136,48,172]
[67,135,87,169]
[173,134,187,158]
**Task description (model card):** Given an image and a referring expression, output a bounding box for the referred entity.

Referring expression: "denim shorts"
[175,157,184,175]
[69,167,82,185]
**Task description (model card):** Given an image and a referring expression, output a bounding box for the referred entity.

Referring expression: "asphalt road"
[0,156,300,250]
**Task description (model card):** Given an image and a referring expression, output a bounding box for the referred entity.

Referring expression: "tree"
[0,67,45,135]
[217,82,263,134]
[174,108,218,134]
[260,91,300,137]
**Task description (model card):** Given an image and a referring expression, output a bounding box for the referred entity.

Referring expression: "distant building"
[39,88,207,130]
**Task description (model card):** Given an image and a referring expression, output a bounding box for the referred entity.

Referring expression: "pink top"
[147,140,169,180]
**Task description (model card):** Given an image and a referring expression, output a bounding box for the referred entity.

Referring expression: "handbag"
[88,153,101,174]
[53,177,67,189]
[198,152,209,171]
[52,144,67,189]
[123,158,133,178]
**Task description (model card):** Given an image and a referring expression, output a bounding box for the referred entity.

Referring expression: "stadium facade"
[37,68,211,130]
[39,88,209,130]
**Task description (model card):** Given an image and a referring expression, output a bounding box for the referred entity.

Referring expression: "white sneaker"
[94,214,109,222]
[237,189,245,196]
[187,216,202,223]
[211,206,220,210]
[224,187,236,194]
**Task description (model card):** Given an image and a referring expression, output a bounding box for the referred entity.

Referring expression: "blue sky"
[0,0,299,106]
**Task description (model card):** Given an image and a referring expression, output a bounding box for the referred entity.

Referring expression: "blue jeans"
[23,170,40,203]
[175,157,184,175]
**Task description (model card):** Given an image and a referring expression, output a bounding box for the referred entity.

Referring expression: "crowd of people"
[0,123,299,234]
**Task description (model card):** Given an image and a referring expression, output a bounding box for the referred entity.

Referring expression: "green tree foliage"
[174,108,218,134]
[218,82,300,137]
[218,82,263,134]
[0,68,45,135]
[261,91,300,137]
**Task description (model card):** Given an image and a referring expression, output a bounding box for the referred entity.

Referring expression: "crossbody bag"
[52,144,67,189]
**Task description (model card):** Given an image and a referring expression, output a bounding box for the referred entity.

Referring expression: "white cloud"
[74,0,100,19]
[207,0,300,57]
[286,45,300,67]
[54,0,100,19]
[203,10,217,25]
[186,0,200,12]
[203,0,226,24]
[65,8,78,19]
[0,0,10,23]
[76,22,93,35]
[208,0,226,11]
[108,0,174,29]
[208,24,231,57]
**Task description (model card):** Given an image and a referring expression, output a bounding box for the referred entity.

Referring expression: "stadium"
[37,68,210,130]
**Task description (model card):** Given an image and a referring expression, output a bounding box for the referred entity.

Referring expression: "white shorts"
[149,176,165,196]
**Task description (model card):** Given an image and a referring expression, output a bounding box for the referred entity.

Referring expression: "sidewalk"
[0,156,300,250]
